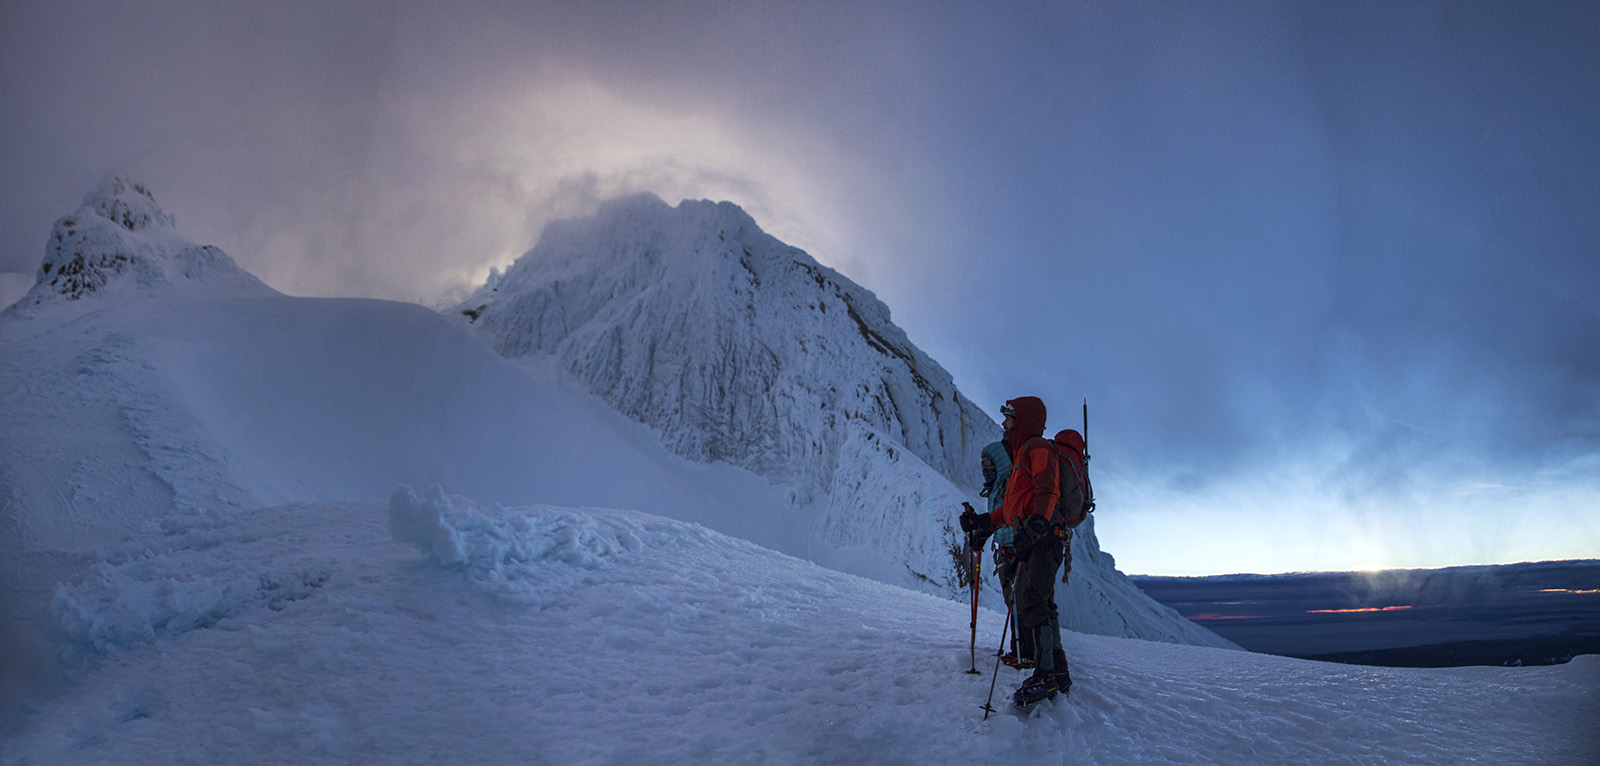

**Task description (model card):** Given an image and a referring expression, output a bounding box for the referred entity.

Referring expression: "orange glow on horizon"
[1305,605,1415,614]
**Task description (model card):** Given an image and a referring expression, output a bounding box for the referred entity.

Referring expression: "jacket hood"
[981,440,1012,471]
[1004,396,1047,456]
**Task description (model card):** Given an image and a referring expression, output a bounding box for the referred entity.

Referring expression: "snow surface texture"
[450,193,1226,647]
[10,180,1592,761]
[11,492,1596,764]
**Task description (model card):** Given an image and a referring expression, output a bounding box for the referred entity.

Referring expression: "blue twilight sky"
[2,1,1596,575]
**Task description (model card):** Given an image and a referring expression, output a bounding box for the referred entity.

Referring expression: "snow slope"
[453,193,990,495]
[450,192,994,594]
[0,180,785,725]
[449,192,1229,647]
[0,182,1224,662]
[9,180,1593,761]
[7,490,1595,764]
[1,179,1218,721]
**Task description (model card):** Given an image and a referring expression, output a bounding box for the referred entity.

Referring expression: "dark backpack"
[1051,430,1094,527]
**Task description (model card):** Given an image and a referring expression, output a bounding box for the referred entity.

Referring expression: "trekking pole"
[966,539,983,674]
[1009,573,1019,659]
[981,582,1017,719]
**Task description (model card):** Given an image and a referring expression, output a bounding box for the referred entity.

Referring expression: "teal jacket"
[980,440,1014,545]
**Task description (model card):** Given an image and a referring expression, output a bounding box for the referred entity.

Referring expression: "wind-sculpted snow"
[12,496,1596,765]
[48,509,335,666]
[819,423,971,587]
[389,485,667,607]
[454,192,994,504]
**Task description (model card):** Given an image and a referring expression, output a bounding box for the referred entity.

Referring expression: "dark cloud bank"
[2,1,1596,571]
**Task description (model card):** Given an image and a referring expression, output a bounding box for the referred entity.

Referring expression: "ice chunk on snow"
[387,485,467,563]
[387,484,646,606]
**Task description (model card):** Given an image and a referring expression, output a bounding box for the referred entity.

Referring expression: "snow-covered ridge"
[451,193,997,593]
[454,193,994,500]
[451,192,1234,649]
[8,177,272,316]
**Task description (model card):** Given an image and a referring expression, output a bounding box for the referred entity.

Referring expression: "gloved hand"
[1023,513,1053,541]
[959,502,991,533]
[1015,513,1054,559]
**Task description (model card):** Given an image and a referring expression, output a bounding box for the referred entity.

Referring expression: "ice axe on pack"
[1063,399,1090,584]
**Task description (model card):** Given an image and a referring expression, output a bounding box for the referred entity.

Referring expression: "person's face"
[1002,414,1015,431]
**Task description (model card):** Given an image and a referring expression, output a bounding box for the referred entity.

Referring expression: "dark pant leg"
[1016,533,1063,672]
[996,549,1017,612]
[996,549,1033,658]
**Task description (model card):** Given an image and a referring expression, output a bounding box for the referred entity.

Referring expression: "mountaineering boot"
[1051,648,1070,693]
[1052,661,1072,695]
[1000,652,1037,669]
[1012,667,1058,707]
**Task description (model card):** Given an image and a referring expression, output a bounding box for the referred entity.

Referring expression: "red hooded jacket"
[987,396,1060,530]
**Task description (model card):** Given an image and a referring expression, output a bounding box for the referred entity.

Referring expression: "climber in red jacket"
[962,396,1071,702]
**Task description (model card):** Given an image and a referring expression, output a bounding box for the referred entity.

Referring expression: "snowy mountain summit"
[456,193,990,497]
[8,177,271,316]
[453,193,1232,648]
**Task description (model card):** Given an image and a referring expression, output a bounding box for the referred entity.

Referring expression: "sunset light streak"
[1305,606,1415,615]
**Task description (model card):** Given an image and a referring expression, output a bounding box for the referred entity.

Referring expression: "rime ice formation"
[456,193,990,496]
[8,177,272,315]
[451,193,1233,648]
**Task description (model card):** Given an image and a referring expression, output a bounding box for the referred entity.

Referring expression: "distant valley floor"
[1132,559,1600,668]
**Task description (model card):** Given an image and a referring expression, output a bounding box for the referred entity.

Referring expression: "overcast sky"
[3,1,1596,574]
